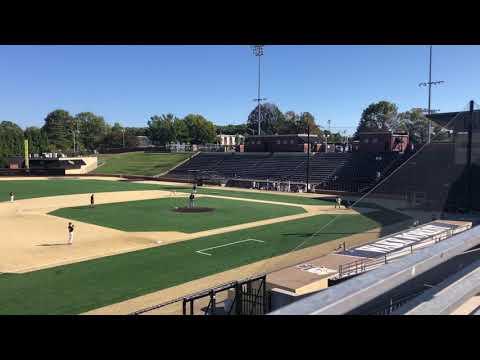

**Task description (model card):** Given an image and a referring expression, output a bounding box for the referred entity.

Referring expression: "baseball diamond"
[0,177,409,314]
[2,45,480,317]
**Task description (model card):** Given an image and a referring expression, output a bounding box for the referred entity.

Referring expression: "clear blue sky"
[0,45,479,135]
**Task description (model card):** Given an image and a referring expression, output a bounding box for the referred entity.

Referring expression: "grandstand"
[162,151,408,194]
[267,104,480,315]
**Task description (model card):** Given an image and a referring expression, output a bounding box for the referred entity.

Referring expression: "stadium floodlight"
[418,45,445,143]
[251,45,267,136]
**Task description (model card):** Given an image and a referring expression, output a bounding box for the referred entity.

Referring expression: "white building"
[216,134,244,147]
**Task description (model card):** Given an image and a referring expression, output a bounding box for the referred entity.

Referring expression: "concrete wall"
[65,157,98,175]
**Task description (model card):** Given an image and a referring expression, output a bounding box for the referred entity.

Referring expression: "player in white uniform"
[335,196,342,209]
[10,192,15,203]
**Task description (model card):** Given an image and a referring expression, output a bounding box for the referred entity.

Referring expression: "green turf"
[0,179,332,206]
[192,188,332,206]
[0,210,399,314]
[93,152,193,176]
[0,179,176,202]
[49,197,305,233]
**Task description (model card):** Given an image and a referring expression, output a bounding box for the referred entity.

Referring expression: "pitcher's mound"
[174,207,215,213]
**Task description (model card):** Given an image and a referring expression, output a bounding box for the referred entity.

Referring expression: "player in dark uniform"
[189,192,195,208]
[90,194,95,208]
[68,222,75,245]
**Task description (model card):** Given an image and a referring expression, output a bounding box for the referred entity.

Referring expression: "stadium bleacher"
[164,151,408,193]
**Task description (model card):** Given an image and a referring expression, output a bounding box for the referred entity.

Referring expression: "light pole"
[121,128,126,148]
[251,45,267,136]
[71,130,76,155]
[419,45,445,143]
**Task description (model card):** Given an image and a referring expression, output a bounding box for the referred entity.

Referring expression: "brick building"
[354,131,409,153]
[244,134,321,153]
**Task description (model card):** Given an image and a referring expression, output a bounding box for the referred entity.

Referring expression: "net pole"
[467,100,474,211]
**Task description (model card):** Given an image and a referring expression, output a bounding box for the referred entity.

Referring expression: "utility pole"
[251,45,267,136]
[122,128,126,148]
[419,45,445,143]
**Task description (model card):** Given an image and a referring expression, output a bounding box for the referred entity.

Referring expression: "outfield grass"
[0,179,175,202]
[93,152,193,176]
[0,179,332,206]
[49,197,306,233]
[0,212,387,314]
[193,188,333,206]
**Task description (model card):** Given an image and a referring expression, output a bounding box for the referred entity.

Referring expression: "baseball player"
[189,192,195,208]
[9,192,15,203]
[90,194,95,208]
[335,196,342,209]
[68,222,75,245]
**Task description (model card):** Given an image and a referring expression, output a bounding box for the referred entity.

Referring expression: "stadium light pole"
[419,45,445,143]
[251,45,267,136]
[122,128,126,148]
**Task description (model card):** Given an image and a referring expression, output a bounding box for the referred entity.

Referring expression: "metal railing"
[334,228,455,279]
[269,225,480,315]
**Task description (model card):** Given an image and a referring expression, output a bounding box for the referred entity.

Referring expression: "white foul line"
[196,238,265,256]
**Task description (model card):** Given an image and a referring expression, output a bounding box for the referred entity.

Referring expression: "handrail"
[334,228,454,279]
[269,225,480,315]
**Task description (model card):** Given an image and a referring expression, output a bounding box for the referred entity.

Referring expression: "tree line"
[354,101,439,144]
[0,100,434,166]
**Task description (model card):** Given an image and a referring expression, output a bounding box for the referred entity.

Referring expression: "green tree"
[173,118,190,143]
[147,114,176,145]
[125,127,147,137]
[354,101,399,137]
[0,121,24,165]
[74,112,108,151]
[278,111,299,134]
[247,103,286,135]
[42,109,74,151]
[323,130,344,143]
[183,114,216,144]
[102,123,123,149]
[24,127,48,154]
[396,108,429,144]
[296,112,322,135]
[216,124,248,136]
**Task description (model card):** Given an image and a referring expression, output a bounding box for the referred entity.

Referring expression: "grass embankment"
[93,152,193,176]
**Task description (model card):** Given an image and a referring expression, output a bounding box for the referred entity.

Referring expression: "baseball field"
[0,177,409,314]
